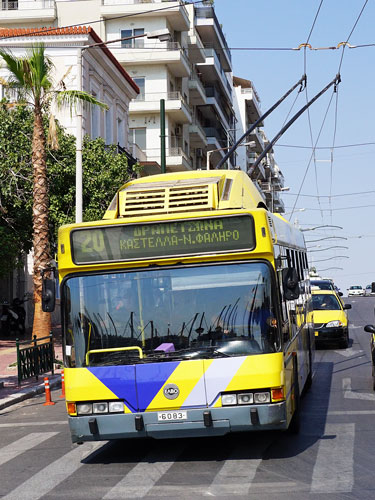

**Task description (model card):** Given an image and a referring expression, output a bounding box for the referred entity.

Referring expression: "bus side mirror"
[41,268,56,313]
[344,304,352,310]
[282,268,300,301]
[364,324,375,334]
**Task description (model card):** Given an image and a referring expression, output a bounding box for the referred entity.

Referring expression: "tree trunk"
[32,107,51,339]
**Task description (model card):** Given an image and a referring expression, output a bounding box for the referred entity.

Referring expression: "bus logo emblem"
[163,384,180,400]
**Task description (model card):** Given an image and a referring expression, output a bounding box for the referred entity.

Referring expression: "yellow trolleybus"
[46,170,313,443]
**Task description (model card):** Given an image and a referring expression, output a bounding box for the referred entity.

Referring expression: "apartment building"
[0,0,284,204]
[233,76,286,213]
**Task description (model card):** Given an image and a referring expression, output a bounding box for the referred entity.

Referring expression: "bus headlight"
[254,392,271,404]
[222,394,237,406]
[93,402,108,414]
[109,401,124,413]
[76,403,92,415]
[238,393,254,405]
[326,320,343,328]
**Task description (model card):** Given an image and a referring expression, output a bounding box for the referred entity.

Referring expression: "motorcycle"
[0,294,29,337]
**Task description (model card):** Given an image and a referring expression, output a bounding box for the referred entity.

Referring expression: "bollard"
[43,376,56,406]
[59,370,65,399]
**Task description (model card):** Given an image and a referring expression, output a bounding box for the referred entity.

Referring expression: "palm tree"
[0,44,107,339]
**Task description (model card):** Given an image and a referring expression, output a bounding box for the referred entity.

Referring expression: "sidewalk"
[0,327,63,410]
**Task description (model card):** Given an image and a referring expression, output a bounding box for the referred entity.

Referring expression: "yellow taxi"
[312,290,351,348]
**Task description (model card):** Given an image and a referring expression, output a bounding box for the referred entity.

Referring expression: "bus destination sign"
[71,216,255,264]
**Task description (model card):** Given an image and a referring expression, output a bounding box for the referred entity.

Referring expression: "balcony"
[195,6,232,71]
[197,48,232,103]
[187,28,205,63]
[111,41,190,77]
[130,91,192,123]
[101,0,190,31]
[242,86,262,125]
[249,127,264,153]
[188,74,206,105]
[145,146,192,172]
[0,0,56,23]
[189,118,207,148]
[204,86,233,130]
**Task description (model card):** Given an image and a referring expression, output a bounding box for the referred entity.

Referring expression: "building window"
[133,77,145,100]
[117,117,125,148]
[130,127,146,151]
[121,28,144,48]
[90,92,100,139]
[105,106,113,144]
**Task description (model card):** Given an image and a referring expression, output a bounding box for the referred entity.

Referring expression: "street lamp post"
[307,245,349,252]
[305,236,348,243]
[206,142,255,170]
[313,256,349,263]
[300,225,343,232]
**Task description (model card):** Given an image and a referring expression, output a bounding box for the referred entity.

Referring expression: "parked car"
[365,284,375,296]
[347,285,364,297]
[312,290,351,348]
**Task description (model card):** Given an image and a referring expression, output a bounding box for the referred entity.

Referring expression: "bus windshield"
[62,262,280,367]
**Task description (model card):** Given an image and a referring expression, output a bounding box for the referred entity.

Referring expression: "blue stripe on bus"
[89,361,180,412]
[136,362,180,411]
[88,366,138,411]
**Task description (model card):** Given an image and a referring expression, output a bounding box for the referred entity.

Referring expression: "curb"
[0,376,62,411]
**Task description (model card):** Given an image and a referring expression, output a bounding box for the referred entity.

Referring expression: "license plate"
[158,411,187,422]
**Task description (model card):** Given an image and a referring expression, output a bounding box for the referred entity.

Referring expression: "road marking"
[0,421,67,428]
[2,441,103,500]
[103,448,181,499]
[0,433,58,466]
[334,347,363,357]
[205,450,261,496]
[343,377,375,401]
[310,423,354,494]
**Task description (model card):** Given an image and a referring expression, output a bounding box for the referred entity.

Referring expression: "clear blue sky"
[214,0,375,294]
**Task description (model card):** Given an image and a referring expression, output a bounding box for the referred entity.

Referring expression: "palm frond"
[55,90,108,115]
[0,49,26,87]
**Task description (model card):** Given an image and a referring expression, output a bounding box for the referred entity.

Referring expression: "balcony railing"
[203,127,226,148]
[1,0,54,9]
[203,48,232,96]
[134,91,188,107]
[195,6,232,63]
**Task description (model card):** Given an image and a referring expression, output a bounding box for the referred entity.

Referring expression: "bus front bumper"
[68,402,287,443]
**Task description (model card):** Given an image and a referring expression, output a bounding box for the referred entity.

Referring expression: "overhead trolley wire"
[289,0,369,220]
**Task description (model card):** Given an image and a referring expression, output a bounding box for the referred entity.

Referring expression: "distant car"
[348,285,364,297]
[310,279,335,291]
[312,290,351,348]
[365,285,375,297]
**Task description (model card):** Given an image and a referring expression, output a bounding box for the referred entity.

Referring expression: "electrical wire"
[290,0,369,222]
[283,190,375,198]
[277,142,375,149]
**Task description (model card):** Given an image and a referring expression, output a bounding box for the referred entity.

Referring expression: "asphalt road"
[1,296,375,499]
